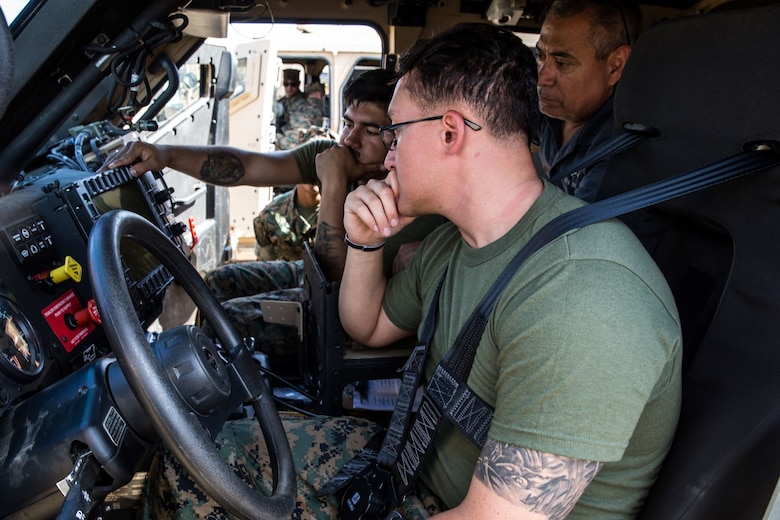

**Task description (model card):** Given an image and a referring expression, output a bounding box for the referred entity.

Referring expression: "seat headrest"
[601,4,780,197]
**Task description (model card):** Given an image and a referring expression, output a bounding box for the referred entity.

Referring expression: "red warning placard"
[42,290,96,352]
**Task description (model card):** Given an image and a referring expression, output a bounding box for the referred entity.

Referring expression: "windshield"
[0,0,32,25]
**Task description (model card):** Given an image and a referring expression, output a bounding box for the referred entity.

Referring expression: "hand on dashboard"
[97,141,169,176]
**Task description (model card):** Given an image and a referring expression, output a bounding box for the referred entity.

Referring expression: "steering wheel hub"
[154,325,231,416]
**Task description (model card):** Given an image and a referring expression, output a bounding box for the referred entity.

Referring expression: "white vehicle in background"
[213,23,382,254]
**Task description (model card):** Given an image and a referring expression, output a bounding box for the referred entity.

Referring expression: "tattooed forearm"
[474,438,602,520]
[199,152,244,185]
[313,221,347,281]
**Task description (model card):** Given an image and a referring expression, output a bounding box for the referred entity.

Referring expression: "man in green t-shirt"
[339,23,682,519]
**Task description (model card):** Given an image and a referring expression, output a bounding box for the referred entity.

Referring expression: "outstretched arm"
[99,141,304,186]
[439,438,602,520]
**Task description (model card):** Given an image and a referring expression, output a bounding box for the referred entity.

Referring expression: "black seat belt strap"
[549,124,658,184]
[540,148,779,261]
[377,270,447,468]
[426,363,493,446]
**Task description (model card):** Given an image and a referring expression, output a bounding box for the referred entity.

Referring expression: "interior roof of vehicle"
[0,0,762,187]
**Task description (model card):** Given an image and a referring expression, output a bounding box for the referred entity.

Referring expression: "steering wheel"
[88,209,295,519]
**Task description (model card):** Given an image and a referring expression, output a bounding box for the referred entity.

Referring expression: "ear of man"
[607,44,632,87]
[441,110,469,155]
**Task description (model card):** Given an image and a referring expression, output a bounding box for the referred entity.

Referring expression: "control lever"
[33,255,83,285]
[55,450,102,520]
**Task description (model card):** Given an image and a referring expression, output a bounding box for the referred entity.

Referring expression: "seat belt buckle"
[339,466,401,520]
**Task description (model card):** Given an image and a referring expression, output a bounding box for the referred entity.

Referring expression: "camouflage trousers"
[142,413,442,519]
[201,260,303,362]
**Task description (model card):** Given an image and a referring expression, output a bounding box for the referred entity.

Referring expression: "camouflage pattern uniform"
[202,260,303,362]
[202,186,317,364]
[274,89,305,130]
[202,214,449,365]
[254,186,318,261]
[276,93,324,150]
[142,412,442,519]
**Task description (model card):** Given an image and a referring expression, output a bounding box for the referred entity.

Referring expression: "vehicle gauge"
[0,298,43,380]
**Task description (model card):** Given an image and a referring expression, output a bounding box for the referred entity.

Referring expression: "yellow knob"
[50,256,83,283]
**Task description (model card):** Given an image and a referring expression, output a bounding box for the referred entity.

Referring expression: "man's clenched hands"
[343,171,416,247]
[315,144,385,186]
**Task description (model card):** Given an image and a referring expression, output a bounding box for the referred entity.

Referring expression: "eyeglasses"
[620,5,631,47]
[379,115,482,151]
[283,81,299,87]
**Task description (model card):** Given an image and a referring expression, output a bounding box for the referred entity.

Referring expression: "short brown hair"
[544,0,642,59]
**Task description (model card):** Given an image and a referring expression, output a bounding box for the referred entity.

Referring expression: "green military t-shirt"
[383,182,682,518]
[291,139,447,271]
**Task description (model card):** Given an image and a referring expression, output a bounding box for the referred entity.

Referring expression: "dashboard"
[0,156,187,418]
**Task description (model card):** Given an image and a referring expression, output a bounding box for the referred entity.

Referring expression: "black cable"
[86,13,188,119]
[258,365,319,402]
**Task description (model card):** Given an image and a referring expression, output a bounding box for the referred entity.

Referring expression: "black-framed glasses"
[620,5,632,47]
[379,115,482,151]
[283,81,299,87]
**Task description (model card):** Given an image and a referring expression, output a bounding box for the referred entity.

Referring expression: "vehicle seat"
[597,4,780,518]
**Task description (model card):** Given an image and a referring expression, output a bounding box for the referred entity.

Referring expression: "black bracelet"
[344,233,386,252]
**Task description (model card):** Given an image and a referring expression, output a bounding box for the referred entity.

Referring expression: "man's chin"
[396,199,420,219]
[358,154,384,166]
[538,100,562,118]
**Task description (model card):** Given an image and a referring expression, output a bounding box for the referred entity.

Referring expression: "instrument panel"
[0,163,186,415]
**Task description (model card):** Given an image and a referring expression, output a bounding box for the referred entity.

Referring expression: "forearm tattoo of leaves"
[475,438,602,520]
[199,152,244,185]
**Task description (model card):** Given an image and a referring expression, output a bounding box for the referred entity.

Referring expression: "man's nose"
[384,149,395,171]
[342,127,358,148]
[537,60,555,87]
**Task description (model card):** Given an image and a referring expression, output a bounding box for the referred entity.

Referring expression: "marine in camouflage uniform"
[254,185,319,261]
[142,413,441,519]
[273,69,308,148]
[201,183,319,368]
[276,90,324,150]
